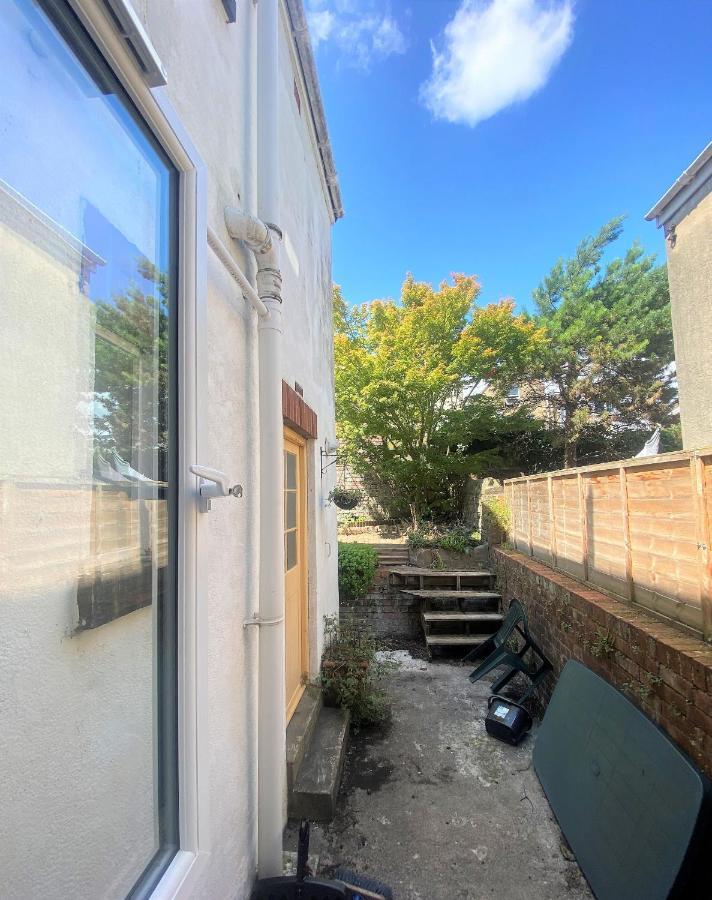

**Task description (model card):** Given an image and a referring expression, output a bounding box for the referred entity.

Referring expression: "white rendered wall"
[141,3,338,897]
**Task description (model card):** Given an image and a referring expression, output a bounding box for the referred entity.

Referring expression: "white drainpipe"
[226,0,285,880]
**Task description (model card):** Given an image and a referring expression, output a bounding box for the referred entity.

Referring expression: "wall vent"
[101,0,167,86]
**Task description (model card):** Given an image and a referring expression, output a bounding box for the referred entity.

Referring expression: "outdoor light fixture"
[320,438,340,477]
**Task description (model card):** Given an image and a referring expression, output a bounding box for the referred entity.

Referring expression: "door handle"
[190,464,243,512]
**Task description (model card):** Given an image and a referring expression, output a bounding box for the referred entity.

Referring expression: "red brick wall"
[282,380,317,439]
[494,547,712,778]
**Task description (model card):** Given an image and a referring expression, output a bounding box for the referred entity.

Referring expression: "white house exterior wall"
[142,4,340,895]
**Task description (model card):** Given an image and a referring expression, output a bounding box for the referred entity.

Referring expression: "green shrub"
[406,528,429,549]
[337,542,378,601]
[438,524,472,554]
[320,615,395,725]
[409,522,481,554]
[481,496,511,542]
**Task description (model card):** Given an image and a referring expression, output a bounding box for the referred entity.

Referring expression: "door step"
[289,706,350,822]
[286,686,322,793]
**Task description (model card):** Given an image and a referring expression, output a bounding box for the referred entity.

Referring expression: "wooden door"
[284,429,309,721]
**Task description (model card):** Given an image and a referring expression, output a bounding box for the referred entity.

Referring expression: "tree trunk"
[564,439,577,469]
[409,502,419,531]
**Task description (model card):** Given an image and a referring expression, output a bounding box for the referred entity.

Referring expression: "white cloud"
[309,9,336,46]
[306,2,407,70]
[420,0,573,127]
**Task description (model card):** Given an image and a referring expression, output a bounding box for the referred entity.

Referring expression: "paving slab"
[286,659,592,900]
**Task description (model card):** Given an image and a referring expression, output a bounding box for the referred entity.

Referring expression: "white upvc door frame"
[67,3,210,896]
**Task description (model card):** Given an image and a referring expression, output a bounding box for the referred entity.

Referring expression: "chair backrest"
[493,599,526,648]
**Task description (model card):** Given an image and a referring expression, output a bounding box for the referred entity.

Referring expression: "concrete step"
[286,686,323,793]
[289,706,350,822]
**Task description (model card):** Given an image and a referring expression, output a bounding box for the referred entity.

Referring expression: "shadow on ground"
[285,658,592,900]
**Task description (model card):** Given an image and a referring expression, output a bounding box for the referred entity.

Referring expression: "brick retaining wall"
[339,569,421,640]
[494,547,712,778]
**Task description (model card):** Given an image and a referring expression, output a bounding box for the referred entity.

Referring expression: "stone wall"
[494,548,712,778]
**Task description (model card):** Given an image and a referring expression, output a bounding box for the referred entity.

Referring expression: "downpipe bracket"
[243,613,285,629]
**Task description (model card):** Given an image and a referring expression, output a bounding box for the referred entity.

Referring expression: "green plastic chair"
[462,599,551,697]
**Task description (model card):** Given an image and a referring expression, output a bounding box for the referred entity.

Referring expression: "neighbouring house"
[0,1,342,897]
[646,140,712,450]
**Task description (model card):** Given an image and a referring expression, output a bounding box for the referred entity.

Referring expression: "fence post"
[619,465,634,602]
[577,471,589,582]
[548,475,557,568]
[691,453,712,641]
[527,478,534,557]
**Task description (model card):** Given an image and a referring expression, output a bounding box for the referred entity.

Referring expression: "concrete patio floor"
[286,656,592,900]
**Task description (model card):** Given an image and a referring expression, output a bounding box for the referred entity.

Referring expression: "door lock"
[190,464,243,512]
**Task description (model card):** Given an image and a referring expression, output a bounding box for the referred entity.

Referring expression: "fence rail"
[504,449,712,640]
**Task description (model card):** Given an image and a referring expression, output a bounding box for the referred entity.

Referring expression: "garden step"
[425,634,489,646]
[289,706,350,822]
[388,566,492,578]
[286,686,323,794]
[400,589,500,601]
[422,611,503,623]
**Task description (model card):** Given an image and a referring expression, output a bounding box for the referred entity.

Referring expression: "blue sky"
[308,0,712,313]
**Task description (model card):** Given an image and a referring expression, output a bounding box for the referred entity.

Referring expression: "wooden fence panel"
[585,470,627,596]
[551,475,585,580]
[626,462,700,629]
[530,478,552,563]
[509,480,529,554]
[505,449,712,639]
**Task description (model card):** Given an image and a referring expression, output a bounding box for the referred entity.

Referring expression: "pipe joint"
[256,266,282,303]
[225,206,273,254]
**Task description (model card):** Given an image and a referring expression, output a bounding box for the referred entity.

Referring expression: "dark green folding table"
[533,661,711,900]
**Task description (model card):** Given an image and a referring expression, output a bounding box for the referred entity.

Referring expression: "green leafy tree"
[92,257,169,478]
[527,218,677,467]
[334,275,544,524]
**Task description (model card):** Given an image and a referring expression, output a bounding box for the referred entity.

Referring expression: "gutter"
[646,140,712,228]
[284,0,344,221]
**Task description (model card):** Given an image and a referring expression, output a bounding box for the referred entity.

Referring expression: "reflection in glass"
[286,451,297,490]
[286,530,298,571]
[286,491,297,530]
[0,1,177,897]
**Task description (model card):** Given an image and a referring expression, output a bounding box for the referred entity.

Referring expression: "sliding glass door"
[0,1,178,895]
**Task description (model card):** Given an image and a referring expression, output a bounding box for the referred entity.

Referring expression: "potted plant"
[328,485,362,510]
[320,615,395,726]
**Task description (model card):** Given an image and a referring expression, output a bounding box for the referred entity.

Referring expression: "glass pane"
[285,450,297,490]
[286,530,298,570]
[0,1,178,897]
[285,490,297,530]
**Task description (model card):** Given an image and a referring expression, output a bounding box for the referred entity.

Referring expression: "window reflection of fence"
[0,480,167,630]
[504,449,712,639]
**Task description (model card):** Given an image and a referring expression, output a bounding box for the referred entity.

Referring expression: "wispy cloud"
[420,0,574,127]
[307,1,407,70]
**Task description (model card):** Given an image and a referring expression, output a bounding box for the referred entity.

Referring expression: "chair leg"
[491,666,518,694]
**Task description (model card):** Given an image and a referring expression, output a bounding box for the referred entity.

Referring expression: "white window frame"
[67,2,210,896]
